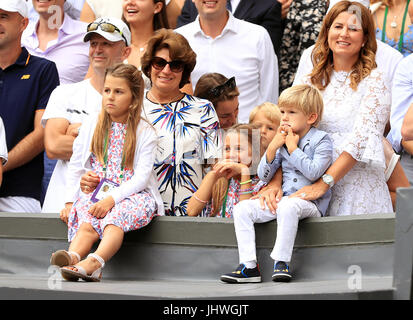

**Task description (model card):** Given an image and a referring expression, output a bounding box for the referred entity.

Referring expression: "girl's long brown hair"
[310,1,377,91]
[90,63,145,169]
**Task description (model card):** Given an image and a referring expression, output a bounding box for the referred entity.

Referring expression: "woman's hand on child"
[80,171,100,194]
[60,202,73,224]
[88,196,115,219]
[251,186,282,214]
[289,179,329,201]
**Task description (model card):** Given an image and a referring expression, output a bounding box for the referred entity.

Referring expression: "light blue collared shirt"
[22,13,90,85]
[26,0,85,23]
[388,53,413,152]
[258,127,333,216]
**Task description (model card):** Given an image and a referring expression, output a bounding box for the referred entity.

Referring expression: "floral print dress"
[279,0,327,93]
[202,176,265,218]
[67,122,157,241]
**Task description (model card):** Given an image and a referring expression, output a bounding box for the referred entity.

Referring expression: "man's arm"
[259,0,283,58]
[258,29,279,104]
[4,109,45,172]
[401,102,413,141]
[44,118,79,160]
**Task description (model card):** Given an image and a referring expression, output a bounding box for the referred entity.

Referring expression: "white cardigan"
[64,114,164,216]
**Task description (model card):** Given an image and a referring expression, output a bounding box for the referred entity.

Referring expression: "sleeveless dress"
[376,26,413,57]
[67,122,157,241]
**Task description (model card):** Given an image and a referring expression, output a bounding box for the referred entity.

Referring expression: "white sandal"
[50,250,81,267]
[60,253,105,282]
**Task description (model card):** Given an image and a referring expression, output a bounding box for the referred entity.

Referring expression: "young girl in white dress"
[51,64,164,282]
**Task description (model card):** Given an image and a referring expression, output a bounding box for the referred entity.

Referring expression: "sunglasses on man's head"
[209,77,236,97]
[87,21,128,45]
[151,57,185,73]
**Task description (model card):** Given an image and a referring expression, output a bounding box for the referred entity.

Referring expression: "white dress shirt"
[41,79,102,213]
[388,54,413,152]
[176,12,279,123]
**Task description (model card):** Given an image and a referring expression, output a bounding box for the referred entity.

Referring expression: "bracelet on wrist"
[193,193,209,204]
[240,179,252,185]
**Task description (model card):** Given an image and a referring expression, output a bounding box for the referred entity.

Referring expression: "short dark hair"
[141,28,197,89]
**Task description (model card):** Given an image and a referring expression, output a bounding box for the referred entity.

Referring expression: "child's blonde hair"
[278,84,324,127]
[90,63,145,169]
[249,102,281,125]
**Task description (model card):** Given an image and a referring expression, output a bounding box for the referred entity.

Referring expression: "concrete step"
[0,274,394,300]
[0,212,397,300]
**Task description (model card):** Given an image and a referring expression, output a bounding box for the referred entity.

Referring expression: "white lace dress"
[303,69,393,216]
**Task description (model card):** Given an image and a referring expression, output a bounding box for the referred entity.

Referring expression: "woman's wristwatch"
[322,174,334,188]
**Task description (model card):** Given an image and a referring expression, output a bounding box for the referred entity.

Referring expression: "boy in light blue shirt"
[221,84,333,283]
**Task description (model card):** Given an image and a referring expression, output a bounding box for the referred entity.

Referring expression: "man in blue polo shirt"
[0,0,59,213]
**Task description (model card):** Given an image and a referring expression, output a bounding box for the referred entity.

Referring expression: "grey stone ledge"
[0,212,395,248]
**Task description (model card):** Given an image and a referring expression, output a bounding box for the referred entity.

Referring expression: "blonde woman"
[294,1,393,216]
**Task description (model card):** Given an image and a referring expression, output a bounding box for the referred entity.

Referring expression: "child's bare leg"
[94,224,124,262]
[67,223,100,264]
[70,224,124,274]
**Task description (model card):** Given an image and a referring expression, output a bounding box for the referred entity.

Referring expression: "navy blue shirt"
[0,47,59,201]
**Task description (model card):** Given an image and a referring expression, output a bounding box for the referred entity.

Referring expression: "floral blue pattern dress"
[142,93,221,216]
[376,26,413,57]
[67,122,158,241]
[202,177,265,218]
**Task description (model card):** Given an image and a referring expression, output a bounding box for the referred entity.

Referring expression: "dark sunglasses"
[151,56,185,73]
[87,21,128,45]
[209,77,236,97]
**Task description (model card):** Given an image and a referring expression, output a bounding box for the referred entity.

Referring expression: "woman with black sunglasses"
[140,29,221,216]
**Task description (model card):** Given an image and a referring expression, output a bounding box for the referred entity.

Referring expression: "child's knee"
[233,199,260,220]
[277,198,302,218]
[78,223,99,238]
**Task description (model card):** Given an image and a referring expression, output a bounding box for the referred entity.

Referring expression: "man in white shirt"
[176,0,278,123]
[389,54,413,184]
[41,17,131,213]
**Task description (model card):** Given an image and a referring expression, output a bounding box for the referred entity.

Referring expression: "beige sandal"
[60,253,105,282]
[50,250,81,267]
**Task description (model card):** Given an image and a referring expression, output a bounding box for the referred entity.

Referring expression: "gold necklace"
[147,90,184,105]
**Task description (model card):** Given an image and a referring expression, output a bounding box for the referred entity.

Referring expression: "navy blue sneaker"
[272,261,292,282]
[220,264,262,283]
